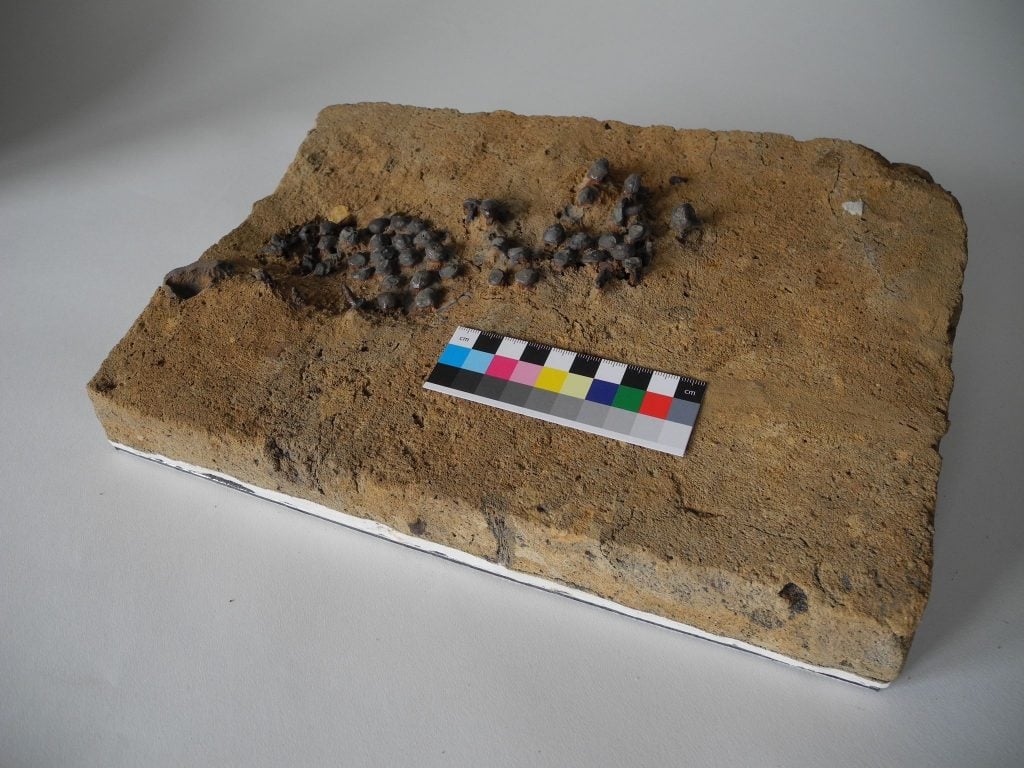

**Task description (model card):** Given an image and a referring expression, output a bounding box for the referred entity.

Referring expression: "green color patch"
[611,385,646,412]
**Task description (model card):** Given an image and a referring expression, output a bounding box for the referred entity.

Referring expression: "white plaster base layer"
[109,440,887,689]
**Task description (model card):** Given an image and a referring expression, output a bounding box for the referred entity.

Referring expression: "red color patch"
[639,391,673,419]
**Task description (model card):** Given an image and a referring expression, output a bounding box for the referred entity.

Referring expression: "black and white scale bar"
[423,326,706,456]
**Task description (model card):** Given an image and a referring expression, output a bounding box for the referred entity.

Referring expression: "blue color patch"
[585,378,619,405]
[438,343,471,369]
[462,349,495,373]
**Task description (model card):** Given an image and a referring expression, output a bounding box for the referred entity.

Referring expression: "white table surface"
[2,1,1022,765]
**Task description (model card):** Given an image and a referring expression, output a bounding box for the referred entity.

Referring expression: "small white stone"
[842,200,864,217]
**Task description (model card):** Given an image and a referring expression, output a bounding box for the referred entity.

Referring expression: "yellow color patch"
[559,372,593,399]
[534,367,568,393]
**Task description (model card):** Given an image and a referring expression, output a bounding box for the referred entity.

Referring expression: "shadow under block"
[88,103,967,686]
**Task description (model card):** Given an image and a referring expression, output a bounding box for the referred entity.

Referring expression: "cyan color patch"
[462,349,495,373]
[438,343,471,369]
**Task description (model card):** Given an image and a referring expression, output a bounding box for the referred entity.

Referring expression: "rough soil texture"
[88,103,967,684]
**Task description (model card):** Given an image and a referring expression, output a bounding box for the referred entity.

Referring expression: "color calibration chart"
[423,327,706,456]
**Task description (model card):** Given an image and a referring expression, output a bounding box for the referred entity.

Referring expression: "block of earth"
[88,103,967,687]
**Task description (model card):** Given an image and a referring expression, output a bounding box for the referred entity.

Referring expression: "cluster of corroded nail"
[548,223,651,288]
[610,172,648,227]
[669,202,701,240]
[260,212,465,312]
[468,228,541,289]
[574,157,609,207]
[462,198,507,226]
[541,159,657,288]
[257,160,704,311]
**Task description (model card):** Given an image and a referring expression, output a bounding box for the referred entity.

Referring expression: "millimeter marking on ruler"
[423,327,706,456]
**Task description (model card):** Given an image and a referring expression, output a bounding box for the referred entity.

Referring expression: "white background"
[2,1,1022,765]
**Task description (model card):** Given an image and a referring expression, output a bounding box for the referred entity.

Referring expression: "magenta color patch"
[509,360,543,385]
[485,355,519,380]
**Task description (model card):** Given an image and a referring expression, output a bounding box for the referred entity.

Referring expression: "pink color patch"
[509,361,543,386]
[485,355,519,380]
